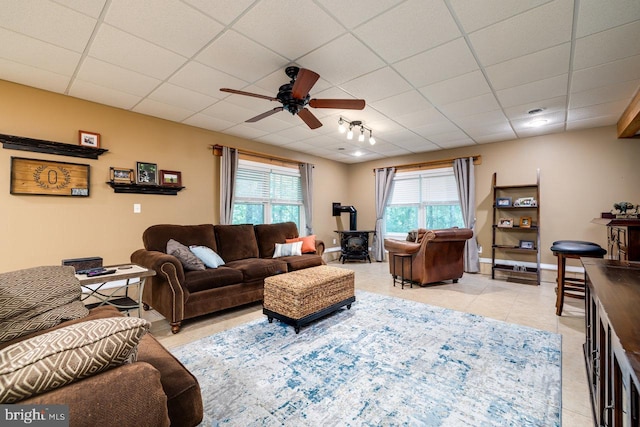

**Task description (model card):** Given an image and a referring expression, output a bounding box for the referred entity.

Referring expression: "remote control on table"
[87,269,116,277]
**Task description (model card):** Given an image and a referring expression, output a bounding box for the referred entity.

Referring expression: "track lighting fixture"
[338,117,375,145]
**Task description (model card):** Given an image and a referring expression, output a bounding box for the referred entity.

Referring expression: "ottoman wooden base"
[263,265,355,333]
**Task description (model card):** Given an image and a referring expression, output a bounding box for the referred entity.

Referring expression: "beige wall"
[2,79,639,274]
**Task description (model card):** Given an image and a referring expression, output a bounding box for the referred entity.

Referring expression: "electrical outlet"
[478,245,482,254]
[133,203,141,213]
[332,238,337,245]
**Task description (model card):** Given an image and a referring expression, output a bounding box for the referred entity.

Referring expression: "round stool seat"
[551,241,607,257]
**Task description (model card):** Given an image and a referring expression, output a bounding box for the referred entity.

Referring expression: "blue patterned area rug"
[172,291,561,426]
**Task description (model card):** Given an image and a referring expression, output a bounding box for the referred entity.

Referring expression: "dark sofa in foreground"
[131,222,324,333]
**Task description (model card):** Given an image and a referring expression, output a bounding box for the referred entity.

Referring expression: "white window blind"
[235,160,302,203]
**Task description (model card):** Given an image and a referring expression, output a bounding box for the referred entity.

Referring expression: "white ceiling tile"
[76,57,160,97]
[394,38,478,88]
[453,110,510,128]
[440,93,501,118]
[0,58,70,93]
[354,0,460,63]
[573,21,640,70]
[393,107,449,129]
[297,34,386,85]
[105,0,224,57]
[0,1,96,52]
[241,116,296,133]
[413,121,461,139]
[89,25,186,79]
[503,96,567,120]
[196,30,286,83]
[485,43,571,91]
[470,0,573,66]
[224,124,269,139]
[570,80,640,109]
[435,138,476,149]
[566,114,621,131]
[257,133,297,146]
[371,90,432,118]
[567,99,630,122]
[148,83,218,112]
[0,28,80,75]
[54,0,107,18]
[316,0,403,29]
[496,74,568,108]
[515,122,565,138]
[449,0,551,33]
[182,113,235,131]
[576,0,640,38]
[133,99,195,122]
[463,122,514,138]
[233,1,344,59]
[201,100,261,123]
[420,71,491,105]
[170,62,245,98]
[340,67,412,102]
[182,0,254,25]
[68,80,141,110]
[474,130,517,144]
[570,54,640,93]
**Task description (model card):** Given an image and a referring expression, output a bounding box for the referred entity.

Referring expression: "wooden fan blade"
[298,108,322,129]
[309,98,366,110]
[220,88,278,102]
[246,107,283,123]
[291,68,320,99]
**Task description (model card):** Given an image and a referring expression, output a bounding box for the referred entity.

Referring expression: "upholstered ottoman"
[263,265,355,333]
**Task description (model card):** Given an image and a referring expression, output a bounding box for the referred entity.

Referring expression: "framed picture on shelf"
[519,216,532,228]
[519,240,535,249]
[160,170,182,187]
[79,130,100,148]
[109,167,134,184]
[136,162,158,185]
[496,197,512,207]
[514,197,537,207]
[498,217,514,228]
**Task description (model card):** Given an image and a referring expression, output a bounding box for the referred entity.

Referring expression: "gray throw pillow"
[166,239,205,271]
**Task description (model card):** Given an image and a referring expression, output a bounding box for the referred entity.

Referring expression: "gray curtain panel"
[219,147,238,225]
[299,163,314,235]
[454,157,480,273]
[372,167,396,262]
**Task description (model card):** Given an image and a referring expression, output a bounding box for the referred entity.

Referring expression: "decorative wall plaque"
[10,157,90,196]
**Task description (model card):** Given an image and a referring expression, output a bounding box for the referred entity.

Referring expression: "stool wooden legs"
[555,253,587,316]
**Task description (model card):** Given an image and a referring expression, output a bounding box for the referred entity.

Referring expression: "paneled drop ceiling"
[1,0,639,163]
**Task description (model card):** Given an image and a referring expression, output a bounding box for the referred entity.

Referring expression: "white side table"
[75,264,155,317]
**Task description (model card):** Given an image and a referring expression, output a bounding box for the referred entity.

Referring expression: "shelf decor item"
[514,197,537,207]
[10,157,90,197]
[136,162,158,185]
[160,170,182,187]
[520,216,532,228]
[498,218,514,228]
[519,240,535,249]
[79,130,100,148]
[496,197,512,207]
[109,167,134,184]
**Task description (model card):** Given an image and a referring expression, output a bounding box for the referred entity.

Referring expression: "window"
[232,160,304,229]
[385,167,463,238]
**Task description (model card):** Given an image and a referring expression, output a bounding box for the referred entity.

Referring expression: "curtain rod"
[373,155,482,173]
[210,144,313,168]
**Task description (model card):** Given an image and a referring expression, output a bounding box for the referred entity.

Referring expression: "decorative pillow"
[0,317,150,403]
[189,245,225,268]
[273,241,303,258]
[285,235,317,253]
[167,239,205,271]
[0,266,89,344]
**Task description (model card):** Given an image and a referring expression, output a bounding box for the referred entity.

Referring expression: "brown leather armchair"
[384,228,473,286]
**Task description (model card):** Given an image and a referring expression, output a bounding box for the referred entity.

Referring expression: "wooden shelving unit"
[491,170,541,285]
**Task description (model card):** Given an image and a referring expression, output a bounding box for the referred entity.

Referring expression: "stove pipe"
[332,202,357,230]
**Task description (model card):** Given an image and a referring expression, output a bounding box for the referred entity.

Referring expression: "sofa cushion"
[279,254,324,271]
[0,266,89,344]
[214,224,259,262]
[273,241,303,258]
[183,267,244,293]
[167,239,205,271]
[224,258,288,282]
[0,317,149,403]
[143,224,217,253]
[286,235,317,253]
[254,222,300,258]
[189,245,225,268]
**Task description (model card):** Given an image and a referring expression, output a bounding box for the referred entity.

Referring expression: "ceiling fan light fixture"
[338,117,346,133]
[338,117,374,144]
[347,124,354,140]
[358,127,365,142]
[369,130,376,145]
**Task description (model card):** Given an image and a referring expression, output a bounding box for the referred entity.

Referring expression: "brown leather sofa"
[384,227,473,286]
[0,266,203,427]
[131,222,324,333]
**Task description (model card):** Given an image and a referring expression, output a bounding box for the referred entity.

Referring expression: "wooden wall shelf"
[0,133,108,159]
[107,182,184,195]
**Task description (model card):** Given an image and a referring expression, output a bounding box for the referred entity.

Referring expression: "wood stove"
[335,230,374,263]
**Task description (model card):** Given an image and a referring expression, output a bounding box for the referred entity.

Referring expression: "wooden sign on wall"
[10,157,90,196]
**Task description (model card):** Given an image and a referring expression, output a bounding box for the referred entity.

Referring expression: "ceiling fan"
[220,66,365,129]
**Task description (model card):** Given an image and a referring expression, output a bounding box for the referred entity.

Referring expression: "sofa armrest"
[315,239,325,256]
[131,249,185,285]
[22,362,170,427]
[383,239,421,254]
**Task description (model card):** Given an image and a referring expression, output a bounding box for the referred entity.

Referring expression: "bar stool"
[551,241,606,315]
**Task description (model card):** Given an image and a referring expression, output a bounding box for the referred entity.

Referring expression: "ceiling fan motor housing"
[277,83,309,114]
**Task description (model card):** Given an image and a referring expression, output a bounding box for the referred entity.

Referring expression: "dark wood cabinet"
[583,258,640,426]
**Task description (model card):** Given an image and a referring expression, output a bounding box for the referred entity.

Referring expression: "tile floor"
[146,261,594,426]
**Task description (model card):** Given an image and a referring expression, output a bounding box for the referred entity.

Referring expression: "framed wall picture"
[11,157,90,197]
[519,216,532,228]
[498,217,514,228]
[496,197,512,207]
[136,162,158,185]
[79,130,100,148]
[110,167,134,184]
[519,240,535,249]
[160,170,182,187]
